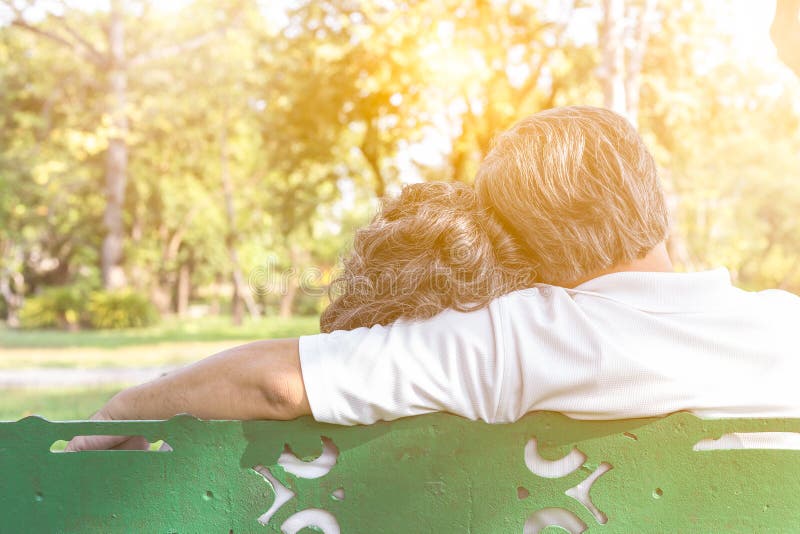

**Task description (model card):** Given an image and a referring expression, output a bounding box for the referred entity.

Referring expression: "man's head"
[475,106,669,286]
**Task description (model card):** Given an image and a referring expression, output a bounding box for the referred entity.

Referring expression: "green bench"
[2,412,799,532]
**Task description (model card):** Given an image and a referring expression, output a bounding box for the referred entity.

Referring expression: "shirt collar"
[553,268,735,313]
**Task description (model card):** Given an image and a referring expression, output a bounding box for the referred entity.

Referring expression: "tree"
[122,8,268,323]
[2,0,246,289]
[637,0,800,288]
[3,0,799,325]
[0,24,106,321]
[264,1,431,198]
[430,0,594,182]
[598,0,658,127]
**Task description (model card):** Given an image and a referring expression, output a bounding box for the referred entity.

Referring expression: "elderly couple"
[70,106,800,451]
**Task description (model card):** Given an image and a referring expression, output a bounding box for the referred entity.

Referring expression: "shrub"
[86,290,159,329]
[18,286,87,330]
[294,291,326,316]
[18,295,59,329]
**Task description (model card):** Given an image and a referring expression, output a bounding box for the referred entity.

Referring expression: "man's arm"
[67,338,310,450]
[70,299,505,450]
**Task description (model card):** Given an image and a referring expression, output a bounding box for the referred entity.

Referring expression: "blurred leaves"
[1,0,799,323]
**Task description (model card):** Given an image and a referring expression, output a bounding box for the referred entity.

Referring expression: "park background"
[1,0,799,421]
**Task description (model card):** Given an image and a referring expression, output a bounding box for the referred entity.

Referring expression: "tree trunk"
[210,272,223,315]
[101,0,129,289]
[0,269,24,328]
[599,0,658,128]
[278,245,302,319]
[279,278,298,319]
[219,120,259,325]
[361,120,386,197]
[176,262,191,317]
[7,1,240,292]
[150,283,171,314]
[599,0,628,116]
[624,0,657,128]
[449,125,471,183]
[231,274,244,325]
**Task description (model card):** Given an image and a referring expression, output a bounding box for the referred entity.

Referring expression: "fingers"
[110,436,150,450]
[63,402,153,451]
[66,434,127,452]
[65,434,149,452]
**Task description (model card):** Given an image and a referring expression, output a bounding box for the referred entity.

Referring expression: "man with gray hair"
[70,106,800,450]
[476,106,670,288]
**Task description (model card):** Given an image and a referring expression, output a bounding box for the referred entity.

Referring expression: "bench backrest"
[2,412,800,532]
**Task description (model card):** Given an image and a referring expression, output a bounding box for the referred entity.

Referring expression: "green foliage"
[2,0,800,326]
[0,22,105,290]
[294,291,328,317]
[18,286,87,330]
[17,286,159,330]
[17,295,59,330]
[0,315,319,349]
[85,291,159,330]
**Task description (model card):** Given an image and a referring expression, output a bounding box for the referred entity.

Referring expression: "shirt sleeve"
[298,303,507,425]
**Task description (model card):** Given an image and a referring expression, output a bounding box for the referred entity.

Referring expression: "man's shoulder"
[716,286,800,336]
[746,287,800,309]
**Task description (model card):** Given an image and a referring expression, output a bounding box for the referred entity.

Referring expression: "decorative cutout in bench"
[3,412,800,532]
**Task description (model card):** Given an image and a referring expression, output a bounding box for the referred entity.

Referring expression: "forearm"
[105,338,311,421]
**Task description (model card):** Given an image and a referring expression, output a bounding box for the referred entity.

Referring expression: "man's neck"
[568,242,674,288]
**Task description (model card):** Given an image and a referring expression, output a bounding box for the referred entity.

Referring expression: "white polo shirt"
[299,269,800,425]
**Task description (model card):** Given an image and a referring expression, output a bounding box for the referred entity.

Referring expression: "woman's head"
[320,181,535,332]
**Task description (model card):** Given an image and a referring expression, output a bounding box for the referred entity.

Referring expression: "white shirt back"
[299,269,800,425]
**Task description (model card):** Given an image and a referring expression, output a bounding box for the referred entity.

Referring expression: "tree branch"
[624,0,658,127]
[515,17,572,109]
[128,1,246,68]
[9,18,105,66]
[358,120,386,197]
[2,0,25,20]
[128,28,226,67]
[3,1,107,67]
[52,14,107,65]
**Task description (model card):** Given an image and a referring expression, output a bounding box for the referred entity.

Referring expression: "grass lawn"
[0,386,122,421]
[0,314,319,349]
[0,315,320,369]
[0,315,321,420]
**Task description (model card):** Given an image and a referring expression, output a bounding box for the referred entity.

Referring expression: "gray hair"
[475,106,669,286]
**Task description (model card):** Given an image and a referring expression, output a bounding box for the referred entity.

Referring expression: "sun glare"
[419,22,487,87]
[721,0,779,63]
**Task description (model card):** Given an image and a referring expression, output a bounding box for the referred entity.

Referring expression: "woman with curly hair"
[320,181,536,333]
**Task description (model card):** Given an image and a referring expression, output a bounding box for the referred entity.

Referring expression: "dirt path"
[0,340,242,387]
[0,340,240,369]
[0,366,181,387]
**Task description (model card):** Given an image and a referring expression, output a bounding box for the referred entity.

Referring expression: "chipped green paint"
[2,412,800,532]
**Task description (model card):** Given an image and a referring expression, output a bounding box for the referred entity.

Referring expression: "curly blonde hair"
[320,182,536,332]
